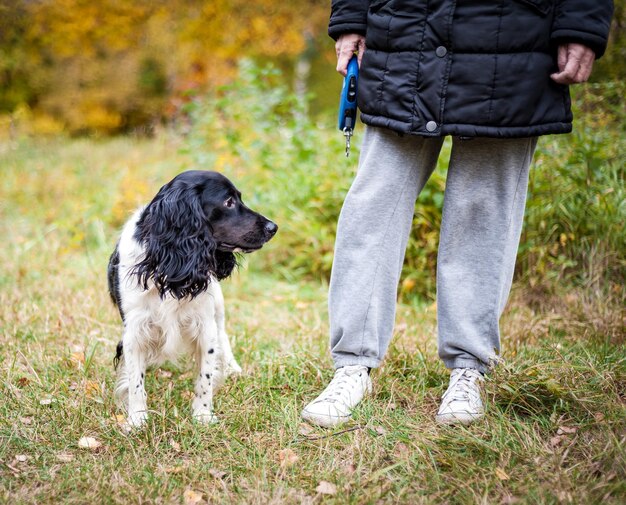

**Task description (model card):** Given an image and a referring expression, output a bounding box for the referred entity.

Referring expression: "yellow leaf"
[495,468,510,481]
[316,481,337,495]
[278,448,299,468]
[78,437,102,450]
[401,278,416,292]
[85,380,100,398]
[71,352,85,364]
[183,489,204,505]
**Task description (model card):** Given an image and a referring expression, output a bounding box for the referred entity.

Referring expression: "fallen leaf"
[85,381,101,399]
[278,448,299,468]
[169,439,181,452]
[39,398,53,406]
[15,454,28,463]
[557,426,577,435]
[298,423,315,437]
[495,468,510,481]
[113,414,126,425]
[17,377,30,388]
[342,462,356,476]
[316,481,337,495]
[393,442,409,458]
[158,369,173,378]
[208,469,227,480]
[70,352,85,367]
[550,435,564,448]
[78,437,102,450]
[594,412,605,422]
[183,488,204,505]
[19,417,33,425]
[56,453,75,463]
[373,425,387,436]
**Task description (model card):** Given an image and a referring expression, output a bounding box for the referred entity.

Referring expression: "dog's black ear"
[132,179,235,299]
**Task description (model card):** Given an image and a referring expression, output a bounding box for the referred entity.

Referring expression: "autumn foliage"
[0,0,328,134]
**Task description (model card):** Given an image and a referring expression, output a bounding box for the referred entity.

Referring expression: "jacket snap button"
[436,46,448,57]
[426,121,438,132]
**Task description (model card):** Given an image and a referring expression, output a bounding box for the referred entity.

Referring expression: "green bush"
[183,61,625,300]
[521,82,626,291]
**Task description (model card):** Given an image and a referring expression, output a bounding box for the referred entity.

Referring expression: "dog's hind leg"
[192,318,219,424]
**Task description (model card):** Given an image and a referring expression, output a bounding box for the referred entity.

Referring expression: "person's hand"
[335,33,366,76]
[550,43,596,85]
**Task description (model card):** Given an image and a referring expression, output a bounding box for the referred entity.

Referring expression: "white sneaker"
[301,365,372,428]
[435,368,484,425]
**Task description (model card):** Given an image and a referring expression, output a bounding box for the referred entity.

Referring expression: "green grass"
[1,137,624,504]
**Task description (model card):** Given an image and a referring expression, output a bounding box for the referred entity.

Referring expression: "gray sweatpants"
[329,126,537,374]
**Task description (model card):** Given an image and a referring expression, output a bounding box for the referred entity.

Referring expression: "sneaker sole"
[435,411,484,425]
[301,409,351,429]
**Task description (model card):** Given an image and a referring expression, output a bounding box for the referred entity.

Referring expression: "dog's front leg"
[192,320,219,424]
[214,284,242,376]
[123,334,149,428]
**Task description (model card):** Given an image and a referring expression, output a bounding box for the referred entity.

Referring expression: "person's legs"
[435,136,537,424]
[330,127,444,369]
[302,126,443,427]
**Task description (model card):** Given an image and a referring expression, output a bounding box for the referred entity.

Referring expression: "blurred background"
[0,0,624,302]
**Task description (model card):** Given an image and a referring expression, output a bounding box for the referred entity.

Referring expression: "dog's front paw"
[193,410,219,425]
[225,359,242,376]
[126,410,148,429]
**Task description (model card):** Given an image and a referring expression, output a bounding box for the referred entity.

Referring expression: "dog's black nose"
[264,221,278,237]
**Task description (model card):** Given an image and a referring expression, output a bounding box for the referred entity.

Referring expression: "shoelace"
[315,366,366,404]
[441,368,483,404]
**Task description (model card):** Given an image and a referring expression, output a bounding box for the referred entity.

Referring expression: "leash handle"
[338,55,359,157]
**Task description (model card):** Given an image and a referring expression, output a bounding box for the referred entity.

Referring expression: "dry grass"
[1,137,624,504]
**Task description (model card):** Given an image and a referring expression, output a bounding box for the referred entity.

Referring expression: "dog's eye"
[224,197,236,208]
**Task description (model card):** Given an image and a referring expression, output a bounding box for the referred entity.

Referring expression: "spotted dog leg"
[122,333,149,428]
[214,284,242,379]
[192,321,219,424]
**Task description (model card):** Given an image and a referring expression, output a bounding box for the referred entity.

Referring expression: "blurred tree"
[0,0,327,133]
[0,1,35,111]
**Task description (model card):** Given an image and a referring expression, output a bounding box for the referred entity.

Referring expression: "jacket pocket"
[514,0,553,16]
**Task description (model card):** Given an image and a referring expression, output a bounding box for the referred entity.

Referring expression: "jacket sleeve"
[551,0,614,58]
[328,0,370,40]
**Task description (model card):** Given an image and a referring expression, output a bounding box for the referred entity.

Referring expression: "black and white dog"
[108,170,277,427]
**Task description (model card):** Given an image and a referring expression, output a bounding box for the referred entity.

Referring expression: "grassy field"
[1,136,624,504]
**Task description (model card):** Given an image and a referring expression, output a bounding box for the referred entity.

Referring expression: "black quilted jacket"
[329,0,613,138]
